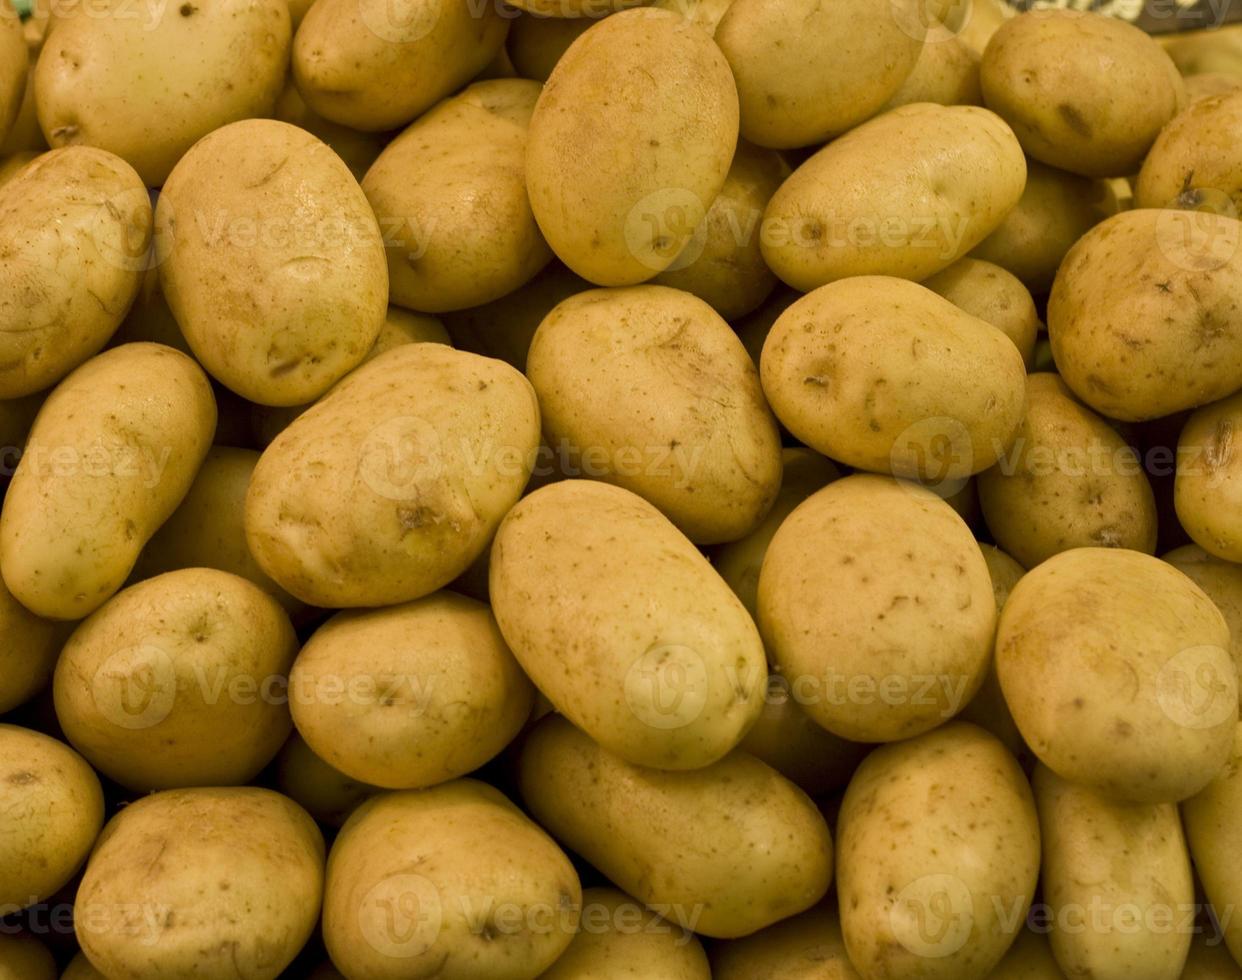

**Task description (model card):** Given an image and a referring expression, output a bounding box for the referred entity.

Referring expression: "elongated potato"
[760,277,1026,482]
[519,715,832,939]
[760,104,1025,289]
[1164,545,1242,701]
[0,13,22,147]
[711,905,860,979]
[922,257,1039,366]
[1137,92,1242,214]
[0,576,67,714]
[491,480,766,768]
[1176,390,1242,562]
[837,723,1040,980]
[0,344,215,620]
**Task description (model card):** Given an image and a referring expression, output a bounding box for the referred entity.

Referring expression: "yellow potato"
[0,934,55,980]
[985,929,1067,979]
[923,257,1039,366]
[0,14,22,145]
[1137,92,1242,214]
[0,147,33,187]
[884,25,982,109]
[0,575,66,715]
[1187,72,1242,103]
[507,14,596,82]
[1164,25,1242,78]
[0,54,43,156]
[734,286,798,368]
[650,0,734,33]
[272,80,385,182]
[274,733,377,828]
[0,391,41,460]
[1177,389,1242,562]
[1182,930,1242,978]
[1164,544,1242,700]
[711,905,861,979]
[507,0,642,16]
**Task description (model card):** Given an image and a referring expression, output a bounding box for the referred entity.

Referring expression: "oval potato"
[711,905,861,979]
[922,257,1039,366]
[274,733,377,828]
[1176,389,1242,562]
[1164,544,1242,701]
[0,934,55,980]
[1136,91,1242,214]
[884,25,981,110]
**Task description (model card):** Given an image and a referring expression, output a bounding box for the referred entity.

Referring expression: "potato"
[0,15,22,148]
[157,119,388,407]
[837,723,1039,980]
[1048,209,1242,421]
[272,80,384,182]
[60,953,106,980]
[0,934,55,980]
[1176,390,1242,562]
[0,725,102,911]
[527,286,781,543]
[0,148,33,187]
[0,344,216,620]
[1182,930,1242,979]
[651,0,734,33]
[1164,545,1242,698]
[1138,91,1242,217]
[0,147,149,398]
[884,26,982,110]
[714,0,921,149]
[290,592,533,788]
[0,574,66,715]
[761,104,1025,289]
[760,277,1025,482]
[985,930,1067,979]
[711,905,860,979]
[922,257,1039,366]
[1187,72,1242,103]
[323,780,580,980]
[363,79,552,313]
[957,0,1014,56]
[34,0,289,186]
[507,0,641,15]
[757,474,994,741]
[507,14,596,82]
[997,547,1236,803]
[292,0,508,132]
[0,54,43,157]
[525,9,738,286]
[734,286,798,368]
[980,10,1185,178]
[274,733,377,828]
[75,787,323,980]
[246,344,539,608]
[1164,25,1242,78]
[540,886,711,980]
[520,715,832,938]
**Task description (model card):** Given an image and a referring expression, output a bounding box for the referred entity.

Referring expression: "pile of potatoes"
[4,0,1242,976]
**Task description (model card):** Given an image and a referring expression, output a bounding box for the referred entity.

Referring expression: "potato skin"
[525,9,738,286]
[0,14,23,147]
[75,788,323,980]
[997,548,1236,803]
[323,780,581,980]
[1137,92,1242,214]
[1164,544,1242,701]
[0,576,67,714]
[837,723,1039,980]
[760,104,1025,290]
[519,715,832,939]
[1176,389,1242,562]
[0,934,56,980]
[272,80,385,183]
[986,929,1072,979]
[527,285,782,544]
[0,147,149,398]
[883,26,981,110]
[246,344,540,608]
[490,480,766,769]
[274,733,376,828]
[760,277,1025,481]
[711,905,861,979]
[157,119,388,407]
[34,0,289,186]
[0,343,216,621]
[922,258,1039,367]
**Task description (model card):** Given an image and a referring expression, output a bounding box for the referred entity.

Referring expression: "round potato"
[711,905,861,979]
[837,723,1040,980]
[527,285,781,544]
[507,14,596,82]
[0,725,103,911]
[274,733,377,828]
[75,787,323,980]
[0,14,23,148]
[0,934,55,980]
[1137,92,1242,215]
[0,575,67,715]
[757,474,994,742]
[1164,544,1242,700]
[272,79,385,183]
[980,10,1185,178]
[760,277,1026,482]
[520,715,832,939]
[0,343,216,620]
[246,344,540,608]
[525,9,738,286]
[986,929,1067,979]
[884,25,982,110]
[997,547,1236,803]
[922,257,1039,366]
[34,0,289,186]
[157,119,388,407]
[1177,389,1242,562]
[323,779,581,980]
[0,146,149,398]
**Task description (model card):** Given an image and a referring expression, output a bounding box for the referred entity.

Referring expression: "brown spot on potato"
[1057,103,1092,138]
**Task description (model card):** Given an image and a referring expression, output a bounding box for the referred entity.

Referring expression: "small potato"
[1164,545,1242,698]
[0,148,34,187]
[519,715,832,939]
[0,147,149,398]
[884,26,982,109]
[760,277,1026,482]
[758,475,994,742]
[274,733,377,828]
[246,344,540,608]
[986,930,1067,979]
[734,286,798,368]
[650,0,734,32]
[837,723,1040,980]
[0,55,43,156]
[1164,25,1242,78]
[491,480,766,769]
[525,9,738,285]
[363,80,552,313]
[997,547,1236,803]
[980,10,1185,178]
[1177,390,1242,561]
[507,0,641,16]
[761,104,1025,289]
[157,119,388,407]
[0,344,216,620]
[61,953,107,979]
[1182,929,1242,979]
[922,257,1039,366]
[1137,92,1242,215]
[292,0,508,132]
[0,934,55,980]
[0,725,103,911]
[34,0,289,186]
[75,788,323,980]
[0,15,23,148]
[1187,72,1242,103]
[711,905,860,979]
[507,14,595,82]
[323,780,580,980]
[527,286,781,544]
[272,80,385,182]
[0,573,66,715]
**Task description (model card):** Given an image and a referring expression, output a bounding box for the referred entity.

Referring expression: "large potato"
[1177,389,1242,562]
[0,147,149,398]
[757,475,994,742]
[246,344,540,608]
[997,547,1236,803]
[0,343,216,620]
[837,723,1040,980]
[274,733,376,828]
[711,905,861,979]
[157,119,388,407]
[0,12,22,147]
[980,10,1185,178]
[34,0,289,186]
[527,286,781,544]
[491,480,766,768]
[760,277,1026,482]
[363,79,552,313]
[0,576,66,715]
[0,724,103,911]
[323,780,580,980]
[75,788,323,980]
[922,257,1039,367]
[525,9,738,286]
[1137,92,1242,214]
[1164,544,1242,700]
[519,715,832,939]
